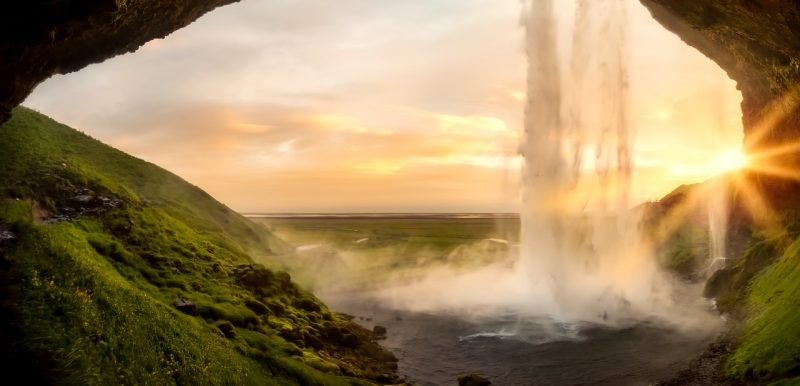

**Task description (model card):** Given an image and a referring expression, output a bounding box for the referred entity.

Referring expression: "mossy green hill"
[646,179,800,385]
[0,107,399,385]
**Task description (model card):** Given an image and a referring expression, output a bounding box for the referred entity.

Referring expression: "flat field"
[250,215,520,291]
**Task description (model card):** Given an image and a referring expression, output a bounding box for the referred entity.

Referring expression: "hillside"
[645,177,800,385]
[0,107,399,385]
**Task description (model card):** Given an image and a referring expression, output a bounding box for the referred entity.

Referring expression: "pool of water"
[327,296,719,386]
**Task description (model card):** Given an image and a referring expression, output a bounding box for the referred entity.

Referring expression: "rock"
[73,195,94,203]
[244,299,269,315]
[295,298,322,312]
[215,321,236,338]
[372,325,387,337]
[458,374,492,386]
[337,313,355,321]
[340,333,359,348]
[234,264,297,295]
[640,1,800,168]
[0,225,16,254]
[265,300,285,316]
[172,298,195,314]
[303,332,325,350]
[0,228,15,242]
[375,373,400,384]
[0,0,241,124]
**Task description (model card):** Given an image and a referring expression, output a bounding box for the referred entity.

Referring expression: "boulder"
[216,321,236,338]
[458,374,492,386]
[295,298,322,312]
[172,298,195,314]
[372,325,387,338]
[244,299,269,315]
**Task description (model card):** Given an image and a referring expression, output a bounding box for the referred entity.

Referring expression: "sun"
[710,148,749,174]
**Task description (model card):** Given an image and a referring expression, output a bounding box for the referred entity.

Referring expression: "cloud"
[23,0,743,212]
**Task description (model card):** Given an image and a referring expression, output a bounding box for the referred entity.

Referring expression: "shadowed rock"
[640,1,800,165]
[458,373,492,386]
[0,0,240,122]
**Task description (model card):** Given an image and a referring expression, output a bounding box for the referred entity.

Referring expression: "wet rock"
[173,298,195,314]
[338,313,355,321]
[322,323,344,344]
[340,332,359,348]
[373,325,387,339]
[458,374,492,386]
[375,373,401,384]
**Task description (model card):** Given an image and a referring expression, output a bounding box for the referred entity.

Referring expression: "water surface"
[328,296,717,386]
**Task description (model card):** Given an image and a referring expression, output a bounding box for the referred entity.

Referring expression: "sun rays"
[650,86,800,245]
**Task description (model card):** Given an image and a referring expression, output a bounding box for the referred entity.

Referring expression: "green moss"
[7,223,277,385]
[727,235,800,381]
[0,107,394,384]
[659,221,708,276]
[0,199,32,223]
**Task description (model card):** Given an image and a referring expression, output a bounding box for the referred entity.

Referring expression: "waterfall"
[520,0,672,323]
[707,74,730,274]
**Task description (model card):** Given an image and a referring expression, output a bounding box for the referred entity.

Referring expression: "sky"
[24,0,743,213]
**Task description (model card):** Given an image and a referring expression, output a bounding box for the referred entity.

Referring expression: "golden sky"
[24,0,743,213]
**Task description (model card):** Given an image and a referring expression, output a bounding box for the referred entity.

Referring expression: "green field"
[251,216,519,292]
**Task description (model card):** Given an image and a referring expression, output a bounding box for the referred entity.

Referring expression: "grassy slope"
[726,234,800,384]
[646,181,800,385]
[0,107,395,385]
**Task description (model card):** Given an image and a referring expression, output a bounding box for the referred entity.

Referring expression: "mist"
[264,0,725,342]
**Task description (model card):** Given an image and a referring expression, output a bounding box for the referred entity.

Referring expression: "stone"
[244,299,269,315]
[458,374,492,386]
[0,0,240,123]
[295,298,322,312]
[372,325,387,337]
[172,298,195,314]
[640,1,800,167]
[216,321,236,338]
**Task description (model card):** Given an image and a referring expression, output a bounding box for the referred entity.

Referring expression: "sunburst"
[652,87,800,244]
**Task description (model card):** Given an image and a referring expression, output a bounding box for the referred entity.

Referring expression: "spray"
[520,0,675,323]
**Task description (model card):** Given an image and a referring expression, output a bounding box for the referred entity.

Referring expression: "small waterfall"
[707,75,731,274]
[520,0,672,323]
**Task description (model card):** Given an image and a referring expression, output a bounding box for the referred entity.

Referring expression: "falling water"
[707,75,730,274]
[520,0,673,323]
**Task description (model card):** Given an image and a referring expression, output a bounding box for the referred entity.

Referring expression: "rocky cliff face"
[0,0,238,123]
[640,1,800,163]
